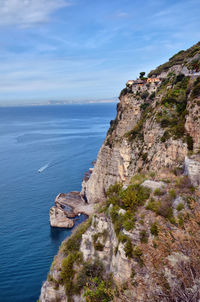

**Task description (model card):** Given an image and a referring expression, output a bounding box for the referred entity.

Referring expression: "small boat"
[38,163,49,173]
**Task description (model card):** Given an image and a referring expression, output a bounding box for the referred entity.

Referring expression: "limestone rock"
[141,180,166,191]
[39,281,67,302]
[49,206,74,228]
[184,156,200,188]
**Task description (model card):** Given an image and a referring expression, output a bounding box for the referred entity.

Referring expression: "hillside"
[39,41,200,302]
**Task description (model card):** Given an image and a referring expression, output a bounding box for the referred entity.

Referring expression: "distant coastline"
[0,98,117,107]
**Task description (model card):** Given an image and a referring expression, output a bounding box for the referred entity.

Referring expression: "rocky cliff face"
[39,41,200,302]
[83,43,200,204]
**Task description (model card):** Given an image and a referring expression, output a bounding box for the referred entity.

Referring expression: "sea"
[0,103,116,302]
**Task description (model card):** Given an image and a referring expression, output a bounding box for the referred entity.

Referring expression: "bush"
[160,118,170,128]
[124,238,133,259]
[74,259,104,294]
[141,91,149,100]
[121,184,150,211]
[92,231,108,251]
[60,254,76,296]
[122,211,135,231]
[83,276,113,302]
[191,78,200,99]
[140,103,150,111]
[146,198,161,213]
[150,222,159,236]
[119,88,128,98]
[157,198,173,220]
[106,183,123,199]
[169,189,176,200]
[139,230,148,243]
[131,173,146,185]
[186,134,193,151]
[177,203,184,211]
[149,92,155,100]
[133,246,143,266]
[161,130,170,142]
[154,188,165,196]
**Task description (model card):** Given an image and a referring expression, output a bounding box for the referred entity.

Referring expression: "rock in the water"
[141,180,166,191]
[49,206,74,228]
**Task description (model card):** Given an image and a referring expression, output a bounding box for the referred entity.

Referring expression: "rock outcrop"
[184,156,200,188]
[49,207,74,228]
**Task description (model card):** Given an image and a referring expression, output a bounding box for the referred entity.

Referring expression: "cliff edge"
[39,41,200,302]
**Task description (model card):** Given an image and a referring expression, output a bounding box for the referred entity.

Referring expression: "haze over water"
[0,103,116,302]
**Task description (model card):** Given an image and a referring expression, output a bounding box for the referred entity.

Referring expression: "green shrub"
[140,103,150,110]
[83,276,113,302]
[121,184,150,210]
[124,238,133,259]
[122,211,135,231]
[191,78,200,99]
[118,232,129,244]
[141,91,149,100]
[156,198,174,221]
[176,203,184,211]
[177,213,185,228]
[131,173,146,185]
[92,231,108,251]
[146,198,161,213]
[161,130,170,142]
[186,134,193,151]
[139,230,148,243]
[133,246,143,266]
[150,222,159,236]
[131,267,136,278]
[160,118,170,128]
[142,153,148,161]
[119,88,128,98]
[106,183,123,198]
[60,254,76,296]
[74,259,104,294]
[154,188,165,196]
[169,189,176,200]
[93,241,104,251]
[149,92,155,100]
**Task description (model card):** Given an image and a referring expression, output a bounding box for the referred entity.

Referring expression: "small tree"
[140,72,146,79]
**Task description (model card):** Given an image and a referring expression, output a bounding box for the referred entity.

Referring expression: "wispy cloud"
[0,0,71,27]
[114,11,129,18]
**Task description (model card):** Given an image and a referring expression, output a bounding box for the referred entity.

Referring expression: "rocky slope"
[39,41,200,302]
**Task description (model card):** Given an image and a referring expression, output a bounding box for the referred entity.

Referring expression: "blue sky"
[0,0,200,104]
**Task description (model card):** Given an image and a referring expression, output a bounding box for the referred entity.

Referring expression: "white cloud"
[0,0,71,27]
[115,12,129,18]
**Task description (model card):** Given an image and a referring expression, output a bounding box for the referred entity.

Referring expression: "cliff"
[39,41,200,302]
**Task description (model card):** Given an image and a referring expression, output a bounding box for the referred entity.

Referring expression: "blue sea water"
[0,103,116,302]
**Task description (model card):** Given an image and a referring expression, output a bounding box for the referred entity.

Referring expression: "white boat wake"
[38,163,49,173]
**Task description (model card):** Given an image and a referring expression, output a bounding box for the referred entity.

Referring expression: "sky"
[0,0,200,105]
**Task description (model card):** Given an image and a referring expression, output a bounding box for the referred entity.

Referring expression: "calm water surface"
[0,103,116,302]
